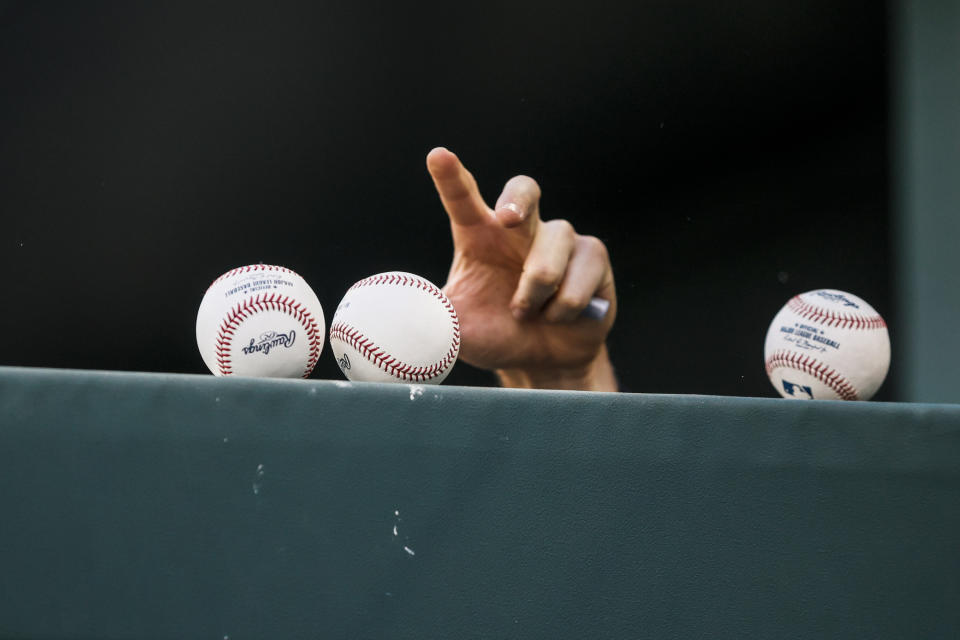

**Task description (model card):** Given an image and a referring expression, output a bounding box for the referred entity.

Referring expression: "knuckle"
[546,218,575,237]
[512,299,530,313]
[505,175,542,203]
[579,235,609,260]
[526,265,563,288]
[555,291,588,311]
[516,175,542,197]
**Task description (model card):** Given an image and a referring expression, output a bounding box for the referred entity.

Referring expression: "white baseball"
[329,271,460,384]
[196,264,325,378]
[764,289,890,400]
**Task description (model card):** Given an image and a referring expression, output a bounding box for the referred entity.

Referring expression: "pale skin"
[426,147,618,391]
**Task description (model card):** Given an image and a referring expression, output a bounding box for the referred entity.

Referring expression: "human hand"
[426,147,617,391]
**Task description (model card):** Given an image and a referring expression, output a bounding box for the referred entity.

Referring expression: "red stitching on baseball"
[330,322,459,382]
[330,274,460,382]
[787,296,886,330]
[765,349,859,400]
[215,292,322,378]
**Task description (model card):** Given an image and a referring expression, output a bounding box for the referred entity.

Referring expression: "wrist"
[495,345,618,391]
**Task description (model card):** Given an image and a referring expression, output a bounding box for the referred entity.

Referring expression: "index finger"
[426,147,491,227]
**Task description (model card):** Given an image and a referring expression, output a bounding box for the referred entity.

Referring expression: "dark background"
[0,1,891,398]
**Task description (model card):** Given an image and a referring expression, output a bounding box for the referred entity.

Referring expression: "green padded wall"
[893,0,960,402]
[1,366,959,638]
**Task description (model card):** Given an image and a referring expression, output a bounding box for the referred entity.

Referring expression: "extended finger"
[494,175,541,237]
[542,235,612,323]
[510,219,576,319]
[426,147,490,227]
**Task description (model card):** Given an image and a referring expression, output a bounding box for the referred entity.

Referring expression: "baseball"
[764,289,890,400]
[329,271,460,384]
[196,264,325,378]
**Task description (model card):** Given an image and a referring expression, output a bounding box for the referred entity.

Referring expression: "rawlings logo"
[242,330,296,356]
[813,291,860,309]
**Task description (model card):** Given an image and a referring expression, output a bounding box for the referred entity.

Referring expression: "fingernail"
[497,202,524,226]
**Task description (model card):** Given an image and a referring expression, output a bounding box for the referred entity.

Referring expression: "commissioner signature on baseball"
[784,335,827,353]
[242,330,296,356]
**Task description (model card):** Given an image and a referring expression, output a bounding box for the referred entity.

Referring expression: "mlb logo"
[782,380,814,399]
